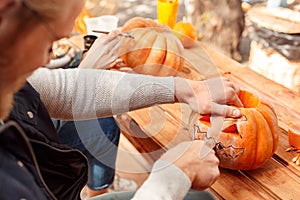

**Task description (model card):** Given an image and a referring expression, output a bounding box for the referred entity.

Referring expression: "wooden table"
[113,42,300,200]
[69,34,300,199]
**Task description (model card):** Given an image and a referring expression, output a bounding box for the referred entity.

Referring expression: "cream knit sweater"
[28,67,175,120]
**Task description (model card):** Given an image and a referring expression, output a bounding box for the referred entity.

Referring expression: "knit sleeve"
[27,67,175,120]
[132,160,192,200]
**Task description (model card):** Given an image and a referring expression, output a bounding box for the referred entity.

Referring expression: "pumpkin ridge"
[252,109,273,169]
[238,108,257,169]
[119,28,150,67]
[124,29,156,69]
[172,34,185,72]
[134,31,159,72]
[144,33,165,63]
[176,38,185,71]
[142,33,166,75]
[238,92,260,169]
[257,102,279,154]
[162,32,184,75]
[159,37,169,74]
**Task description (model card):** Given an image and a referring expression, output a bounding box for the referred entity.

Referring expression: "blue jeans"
[54,117,120,190]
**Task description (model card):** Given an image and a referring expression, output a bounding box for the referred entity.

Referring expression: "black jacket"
[0,82,88,200]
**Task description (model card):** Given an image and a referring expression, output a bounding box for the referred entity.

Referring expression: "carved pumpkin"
[119,17,185,76]
[193,90,279,170]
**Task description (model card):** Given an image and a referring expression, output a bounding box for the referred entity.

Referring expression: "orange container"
[157,0,179,28]
[288,122,300,149]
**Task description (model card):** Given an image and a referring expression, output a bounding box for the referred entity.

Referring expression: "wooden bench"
[114,42,300,200]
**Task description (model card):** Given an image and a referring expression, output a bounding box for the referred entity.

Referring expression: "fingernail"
[233,109,240,117]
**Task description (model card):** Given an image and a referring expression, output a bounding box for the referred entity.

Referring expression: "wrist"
[152,160,192,198]
[173,160,197,185]
[174,77,201,104]
[133,160,191,200]
[174,77,189,103]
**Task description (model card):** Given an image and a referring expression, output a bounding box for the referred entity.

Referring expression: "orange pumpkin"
[119,17,185,76]
[172,21,198,48]
[288,122,300,149]
[193,90,279,170]
[74,7,91,34]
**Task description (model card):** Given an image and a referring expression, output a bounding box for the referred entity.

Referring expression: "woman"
[0,0,242,199]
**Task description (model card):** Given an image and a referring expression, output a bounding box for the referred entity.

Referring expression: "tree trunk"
[186,0,245,61]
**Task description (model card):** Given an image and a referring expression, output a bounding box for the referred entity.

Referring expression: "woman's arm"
[28,67,175,120]
[28,67,241,120]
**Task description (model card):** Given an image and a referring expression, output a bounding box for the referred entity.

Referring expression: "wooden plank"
[212,168,279,200]
[180,46,221,80]
[158,103,192,127]
[115,114,165,163]
[242,158,300,200]
[125,106,191,149]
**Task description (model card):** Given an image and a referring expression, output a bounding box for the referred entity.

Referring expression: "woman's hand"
[78,30,122,69]
[174,77,243,118]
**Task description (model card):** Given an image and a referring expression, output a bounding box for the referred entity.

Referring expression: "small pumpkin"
[193,90,279,170]
[74,7,90,34]
[288,122,300,149]
[119,17,185,76]
[173,21,198,48]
